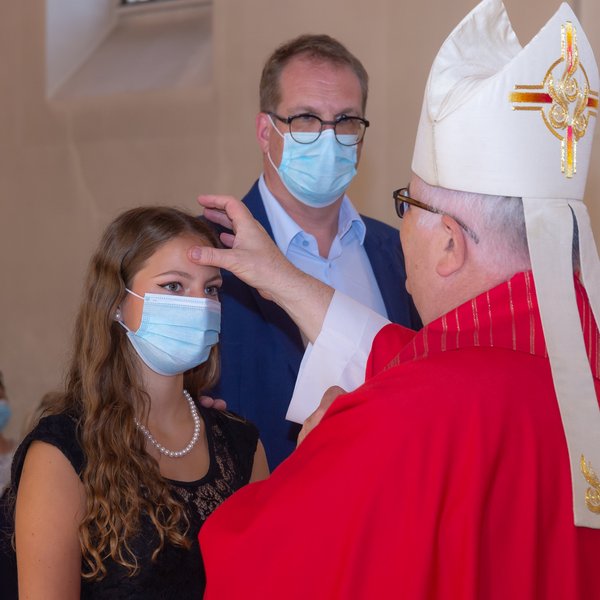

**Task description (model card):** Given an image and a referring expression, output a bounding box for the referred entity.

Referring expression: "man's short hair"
[259,34,369,114]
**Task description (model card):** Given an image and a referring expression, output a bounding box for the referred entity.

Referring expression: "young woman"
[1,207,269,599]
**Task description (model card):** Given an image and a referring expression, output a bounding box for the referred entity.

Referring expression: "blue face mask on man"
[118,289,221,376]
[267,116,358,208]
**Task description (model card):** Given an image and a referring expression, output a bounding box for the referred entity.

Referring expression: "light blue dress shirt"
[258,175,388,320]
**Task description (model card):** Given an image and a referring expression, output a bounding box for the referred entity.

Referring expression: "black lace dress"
[0,405,258,599]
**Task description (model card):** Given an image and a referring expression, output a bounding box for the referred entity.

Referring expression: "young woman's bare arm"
[15,441,84,600]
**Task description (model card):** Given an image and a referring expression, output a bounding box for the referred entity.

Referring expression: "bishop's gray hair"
[416,183,530,276]
[417,182,583,281]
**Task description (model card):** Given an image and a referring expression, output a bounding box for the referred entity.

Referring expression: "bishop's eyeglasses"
[393,187,480,244]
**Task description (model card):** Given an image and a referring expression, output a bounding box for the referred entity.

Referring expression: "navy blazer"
[212,181,420,468]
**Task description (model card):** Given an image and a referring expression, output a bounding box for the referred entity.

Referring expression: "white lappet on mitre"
[412,0,600,527]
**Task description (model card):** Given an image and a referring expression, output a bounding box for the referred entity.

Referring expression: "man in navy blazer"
[212,34,420,468]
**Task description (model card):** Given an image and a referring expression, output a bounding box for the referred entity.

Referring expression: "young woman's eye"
[205,285,220,297]
[161,282,182,293]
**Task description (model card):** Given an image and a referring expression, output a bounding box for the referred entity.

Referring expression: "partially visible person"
[0,207,268,600]
[193,1,600,597]
[214,34,420,468]
[0,371,16,495]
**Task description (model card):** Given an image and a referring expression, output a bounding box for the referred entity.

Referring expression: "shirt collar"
[258,174,366,254]
[338,195,366,244]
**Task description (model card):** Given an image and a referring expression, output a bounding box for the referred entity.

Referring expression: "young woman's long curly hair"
[45,206,221,579]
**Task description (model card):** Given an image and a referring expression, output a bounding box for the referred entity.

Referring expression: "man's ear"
[436,214,467,277]
[256,112,271,154]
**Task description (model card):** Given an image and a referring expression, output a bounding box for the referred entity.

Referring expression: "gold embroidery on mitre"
[580,454,600,514]
[509,22,598,178]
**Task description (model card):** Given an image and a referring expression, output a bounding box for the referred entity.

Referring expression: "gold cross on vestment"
[510,22,598,178]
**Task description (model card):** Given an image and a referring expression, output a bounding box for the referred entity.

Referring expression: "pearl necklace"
[135,389,201,458]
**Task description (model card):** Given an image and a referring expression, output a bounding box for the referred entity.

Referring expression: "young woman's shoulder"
[200,407,260,479]
[208,408,259,442]
[12,412,84,488]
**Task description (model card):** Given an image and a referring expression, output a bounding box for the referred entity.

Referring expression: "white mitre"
[413,0,600,528]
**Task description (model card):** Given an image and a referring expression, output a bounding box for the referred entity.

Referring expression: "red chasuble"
[201,272,600,599]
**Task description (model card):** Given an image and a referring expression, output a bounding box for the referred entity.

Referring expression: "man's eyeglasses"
[393,187,480,244]
[268,112,369,146]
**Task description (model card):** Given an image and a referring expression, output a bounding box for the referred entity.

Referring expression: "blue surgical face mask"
[0,399,11,431]
[119,289,221,376]
[268,117,358,208]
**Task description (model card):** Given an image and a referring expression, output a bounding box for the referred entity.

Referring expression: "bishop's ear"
[436,214,467,277]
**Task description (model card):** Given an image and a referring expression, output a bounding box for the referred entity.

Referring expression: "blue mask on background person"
[119,289,221,376]
[0,399,11,431]
[268,117,358,208]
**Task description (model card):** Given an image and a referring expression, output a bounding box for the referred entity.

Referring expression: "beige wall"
[1,0,598,438]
